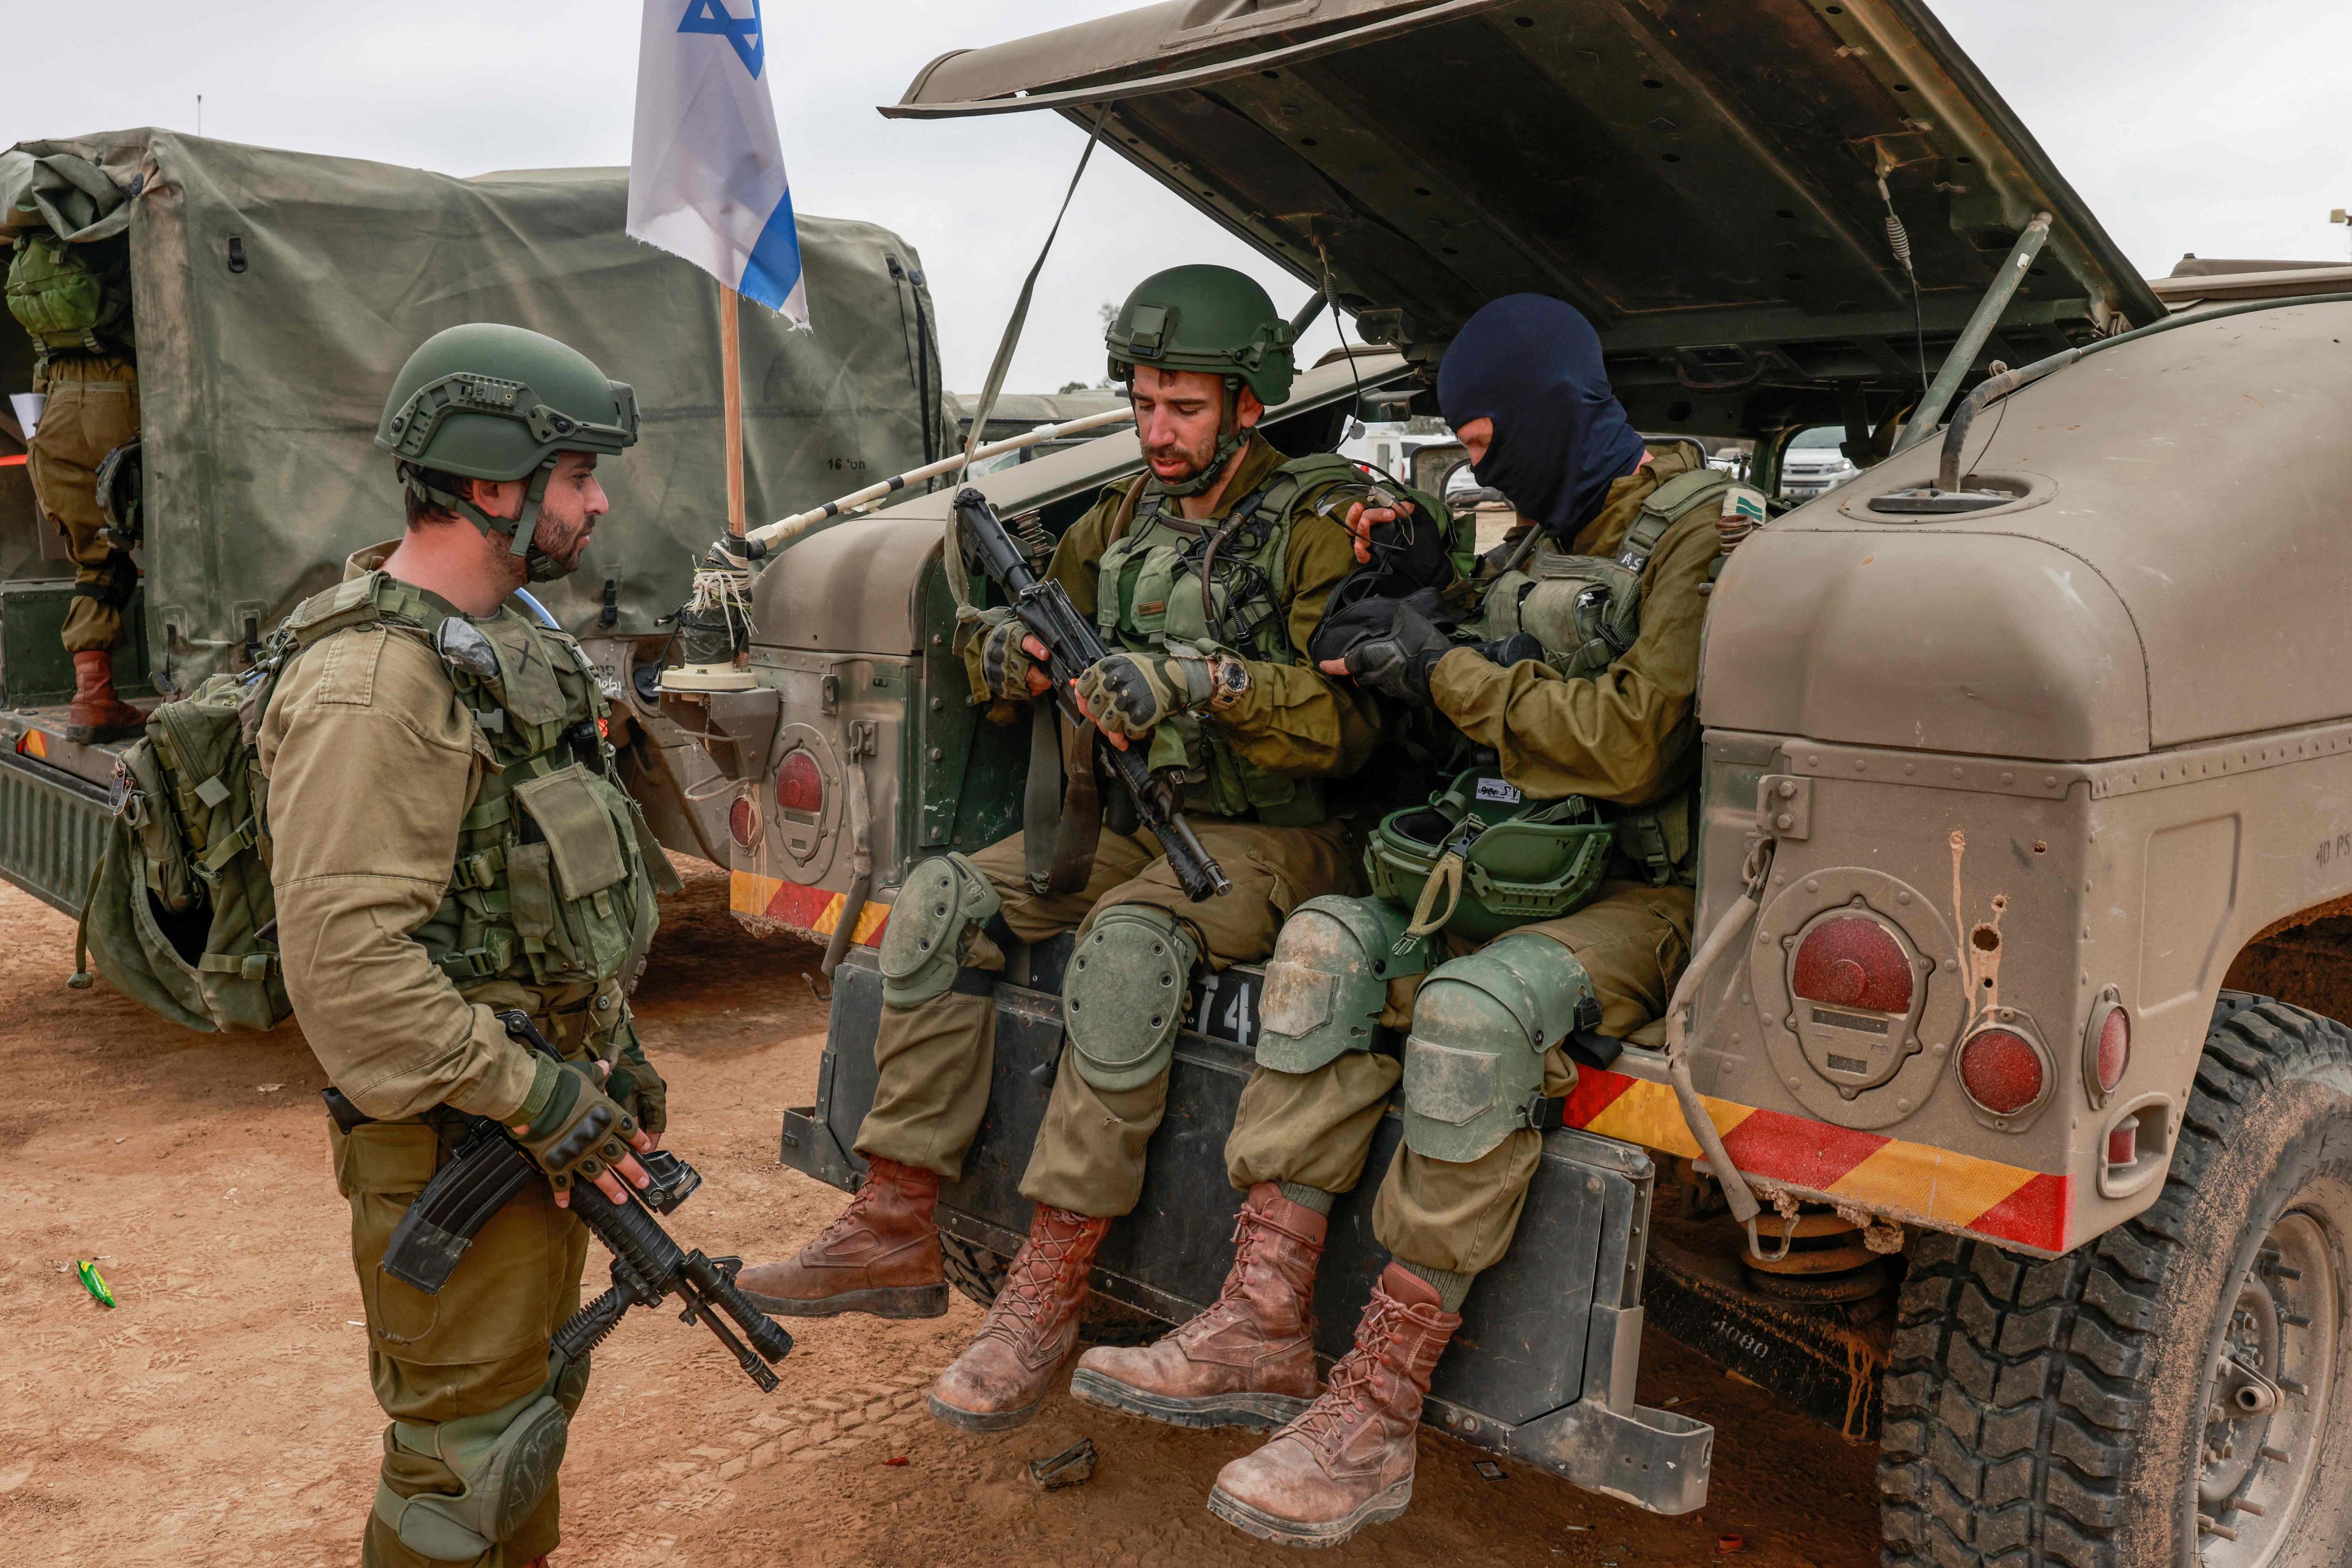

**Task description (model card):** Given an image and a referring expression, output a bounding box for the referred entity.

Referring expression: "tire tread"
[1878,991,2352,1564]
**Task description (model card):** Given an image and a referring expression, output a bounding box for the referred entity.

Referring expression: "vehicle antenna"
[1879,177,1927,399]
[1316,245,1368,437]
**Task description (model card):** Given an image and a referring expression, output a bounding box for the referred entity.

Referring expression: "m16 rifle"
[952,485,1231,902]
[350,1011,793,1391]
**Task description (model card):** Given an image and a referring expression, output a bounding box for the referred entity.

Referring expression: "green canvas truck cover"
[0,129,951,687]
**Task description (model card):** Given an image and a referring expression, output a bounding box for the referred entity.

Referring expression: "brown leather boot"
[735,1156,948,1319]
[1207,1262,1462,1547]
[1069,1181,1324,1431]
[65,649,145,743]
[928,1203,1110,1432]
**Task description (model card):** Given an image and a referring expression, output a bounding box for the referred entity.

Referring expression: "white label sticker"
[1475,778,1523,804]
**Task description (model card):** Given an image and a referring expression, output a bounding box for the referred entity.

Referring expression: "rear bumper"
[0,741,112,916]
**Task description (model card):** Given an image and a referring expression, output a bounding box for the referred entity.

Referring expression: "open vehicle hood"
[889,1,2160,433]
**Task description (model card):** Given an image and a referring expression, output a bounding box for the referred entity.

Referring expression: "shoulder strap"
[1619,469,1733,572]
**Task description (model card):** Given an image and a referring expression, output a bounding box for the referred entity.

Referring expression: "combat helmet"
[374,323,639,578]
[1105,264,1295,495]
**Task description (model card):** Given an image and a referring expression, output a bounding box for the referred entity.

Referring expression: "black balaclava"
[1436,294,1647,540]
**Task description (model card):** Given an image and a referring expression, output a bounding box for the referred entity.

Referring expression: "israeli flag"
[627,0,809,326]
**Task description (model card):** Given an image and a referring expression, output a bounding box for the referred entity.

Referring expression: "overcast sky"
[9,1,2350,393]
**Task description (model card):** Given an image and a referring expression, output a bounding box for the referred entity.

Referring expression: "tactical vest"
[1094,451,1364,827]
[6,231,133,366]
[1472,466,1740,887]
[280,573,665,1005]
[80,571,663,1036]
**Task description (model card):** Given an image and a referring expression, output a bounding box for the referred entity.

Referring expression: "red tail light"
[2092,1004,2130,1096]
[728,795,760,849]
[1959,1028,2046,1116]
[777,750,823,816]
[2106,1121,2137,1165]
[1791,916,1914,1014]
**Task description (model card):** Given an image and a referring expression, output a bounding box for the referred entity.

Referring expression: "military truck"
[0,127,952,914]
[686,1,2352,1558]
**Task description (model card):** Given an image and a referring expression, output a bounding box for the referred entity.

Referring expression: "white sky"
[8,1,2350,393]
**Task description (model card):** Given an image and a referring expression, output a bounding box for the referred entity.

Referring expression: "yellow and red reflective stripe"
[730,871,890,946]
[1564,1068,2068,1253]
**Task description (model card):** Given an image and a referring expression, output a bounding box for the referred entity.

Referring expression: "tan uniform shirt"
[257,543,539,1122]
[976,431,1384,779]
[1430,449,1716,806]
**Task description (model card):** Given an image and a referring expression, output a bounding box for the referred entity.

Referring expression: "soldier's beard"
[523,512,595,581]
[1143,428,1218,486]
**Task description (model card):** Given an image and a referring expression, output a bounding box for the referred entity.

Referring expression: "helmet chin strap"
[403,459,562,566]
[1152,376,1247,499]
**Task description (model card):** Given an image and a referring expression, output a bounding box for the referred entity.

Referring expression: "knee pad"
[1256,895,1431,1074]
[878,853,1003,1008]
[374,1355,571,1561]
[1064,904,1196,1091]
[1400,932,1594,1163]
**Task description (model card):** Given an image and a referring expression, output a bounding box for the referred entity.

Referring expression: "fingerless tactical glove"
[1077,650,1211,739]
[511,1057,640,1194]
[970,607,1037,701]
[1342,601,1455,705]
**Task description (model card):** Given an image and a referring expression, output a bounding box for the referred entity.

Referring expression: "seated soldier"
[739,265,1446,1433]
[1069,294,1748,1546]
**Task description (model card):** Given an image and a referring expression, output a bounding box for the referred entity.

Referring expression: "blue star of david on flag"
[677,0,763,79]
[627,0,806,325]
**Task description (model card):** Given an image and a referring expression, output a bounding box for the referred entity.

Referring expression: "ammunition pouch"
[1609,788,1698,889]
[94,435,142,547]
[374,1354,573,1561]
[1400,933,1596,1162]
[1256,895,1430,1073]
[1365,769,1614,943]
[1063,903,1196,1091]
[878,853,1003,1008]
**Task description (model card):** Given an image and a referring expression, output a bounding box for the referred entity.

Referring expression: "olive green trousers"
[334,1117,589,1568]
[26,354,138,655]
[1225,880,1693,1274]
[855,818,1359,1218]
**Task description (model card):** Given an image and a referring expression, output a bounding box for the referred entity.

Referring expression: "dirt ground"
[0,859,1880,1566]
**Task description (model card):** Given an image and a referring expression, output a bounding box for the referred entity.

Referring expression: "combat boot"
[66,650,146,743]
[735,1156,949,1319]
[1207,1262,1461,1548]
[928,1203,1110,1432]
[1069,1181,1323,1430]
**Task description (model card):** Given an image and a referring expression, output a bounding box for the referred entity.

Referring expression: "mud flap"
[783,944,1713,1515]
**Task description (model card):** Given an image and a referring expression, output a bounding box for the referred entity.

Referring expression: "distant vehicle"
[0,128,949,913]
[1776,424,1858,501]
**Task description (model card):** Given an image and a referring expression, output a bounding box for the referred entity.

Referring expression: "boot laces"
[808,1176,882,1250]
[980,1220,1089,1342]
[1286,1293,1411,1451]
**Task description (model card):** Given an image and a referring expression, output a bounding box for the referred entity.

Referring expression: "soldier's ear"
[1235,385,1265,428]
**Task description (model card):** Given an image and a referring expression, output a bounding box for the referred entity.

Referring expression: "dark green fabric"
[5,130,950,688]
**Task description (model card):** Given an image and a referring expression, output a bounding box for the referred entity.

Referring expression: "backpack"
[5,230,130,361]
[75,658,289,1033]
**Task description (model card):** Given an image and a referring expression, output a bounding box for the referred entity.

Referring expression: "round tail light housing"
[1959,1025,2050,1118]
[1791,914,1916,1014]
[2083,991,2130,1103]
[727,794,762,850]
[776,749,824,817]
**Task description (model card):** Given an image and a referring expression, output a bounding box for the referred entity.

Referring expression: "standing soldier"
[1071,294,1753,1547]
[261,323,676,1566]
[6,224,146,739]
[736,265,1435,1434]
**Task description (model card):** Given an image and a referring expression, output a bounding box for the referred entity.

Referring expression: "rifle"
[349,1011,793,1392]
[952,486,1232,902]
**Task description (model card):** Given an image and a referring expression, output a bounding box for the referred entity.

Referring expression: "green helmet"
[374,322,639,577]
[1106,265,1295,496]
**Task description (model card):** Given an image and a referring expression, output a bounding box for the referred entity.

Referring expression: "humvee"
[703,1,2352,1561]
[0,127,951,912]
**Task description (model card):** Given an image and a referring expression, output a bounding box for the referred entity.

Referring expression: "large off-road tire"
[939,1230,1161,1346]
[1880,994,2352,1567]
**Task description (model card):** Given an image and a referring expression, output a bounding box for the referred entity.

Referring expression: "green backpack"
[76,659,289,1033]
[5,230,130,361]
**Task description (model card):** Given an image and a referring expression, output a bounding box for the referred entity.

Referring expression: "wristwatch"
[1206,652,1251,712]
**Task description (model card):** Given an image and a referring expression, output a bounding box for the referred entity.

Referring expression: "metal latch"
[847,720,879,759]
[1757,774,1811,840]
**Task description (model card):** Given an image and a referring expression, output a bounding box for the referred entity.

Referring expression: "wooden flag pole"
[720,284,747,539]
